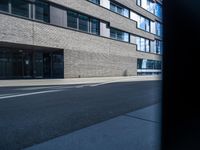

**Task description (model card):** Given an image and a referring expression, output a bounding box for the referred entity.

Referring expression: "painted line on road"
[89,81,117,87]
[0,93,19,97]
[0,90,62,100]
[16,84,93,91]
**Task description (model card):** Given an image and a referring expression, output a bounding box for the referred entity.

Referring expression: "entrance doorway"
[0,48,64,79]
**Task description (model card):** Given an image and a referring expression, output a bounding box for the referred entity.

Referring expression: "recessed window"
[137,58,162,75]
[89,0,100,5]
[135,36,150,52]
[131,12,150,32]
[67,11,78,29]
[11,0,29,18]
[156,40,162,54]
[110,2,129,18]
[0,0,9,12]
[90,18,100,35]
[136,0,162,19]
[78,14,89,32]
[35,0,50,22]
[110,28,129,42]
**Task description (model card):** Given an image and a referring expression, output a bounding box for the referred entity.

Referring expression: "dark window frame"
[34,0,50,23]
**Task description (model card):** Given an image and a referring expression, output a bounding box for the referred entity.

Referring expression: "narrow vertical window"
[67,11,78,29]
[90,18,100,35]
[137,0,141,6]
[146,39,150,52]
[11,0,29,18]
[89,0,100,5]
[35,0,49,22]
[78,14,89,32]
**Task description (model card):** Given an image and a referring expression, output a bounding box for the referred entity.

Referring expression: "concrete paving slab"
[25,104,161,150]
[127,103,161,123]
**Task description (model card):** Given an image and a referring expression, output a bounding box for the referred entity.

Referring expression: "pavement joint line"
[0,89,62,101]
[123,114,160,124]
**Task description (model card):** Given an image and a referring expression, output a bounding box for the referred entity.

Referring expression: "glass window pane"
[89,0,100,5]
[11,0,29,18]
[123,33,129,42]
[146,39,150,52]
[156,22,161,36]
[145,19,150,32]
[91,18,100,35]
[79,14,89,32]
[123,8,129,17]
[0,0,9,12]
[110,28,117,39]
[142,59,147,69]
[67,11,78,29]
[137,0,141,6]
[137,59,142,69]
[110,2,129,18]
[110,28,129,42]
[136,37,141,50]
[116,6,123,14]
[35,0,49,22]
[110,3,116,12]
[139,17,145,30]
[141,38,145,51]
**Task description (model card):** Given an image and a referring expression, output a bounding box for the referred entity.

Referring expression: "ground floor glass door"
[0,48,64,79]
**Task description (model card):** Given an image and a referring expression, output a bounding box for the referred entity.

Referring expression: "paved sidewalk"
[25,103,161,150]
[0,76,161,87]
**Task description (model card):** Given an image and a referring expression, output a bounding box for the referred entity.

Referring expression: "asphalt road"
[0,81,162,150]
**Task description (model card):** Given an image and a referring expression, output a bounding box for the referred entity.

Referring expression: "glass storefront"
[0,48,64,79]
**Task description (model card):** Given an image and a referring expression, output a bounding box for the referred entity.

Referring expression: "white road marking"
[89,81,114,87]
[0,90,62,100]
[16,86,61,90]
[0,93,19,97]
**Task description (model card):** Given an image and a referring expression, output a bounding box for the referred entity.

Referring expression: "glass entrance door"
[0,48,64,79]
[23,52,33,78]
[43,52,52,78]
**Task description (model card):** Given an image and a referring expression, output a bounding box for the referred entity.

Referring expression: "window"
[67,11,78,29]
[136,0,162,19]
[67,10,100,34]
[156,22,162,36]
[89,0,100,5]
[131,12,150,32]
[139,17,146,31]
[135,36,150,52]
[110,28,129,42]
[0,0,9,12]
[79,14,89,32]
[11,0,29,18]
[155,3,162,18]
[35,0,49,22]
[110,2,129,18]
[156,40,162,54]
[150,21,156,34]
[90,18,100,35]
[150,40,156,53]
[137,58,162,75]
[141,38,145,51]
[146,39,150,52]
[137,0,141,6]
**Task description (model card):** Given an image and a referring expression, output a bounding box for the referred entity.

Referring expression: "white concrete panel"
[100,0,110,9]
[100,21,110,37]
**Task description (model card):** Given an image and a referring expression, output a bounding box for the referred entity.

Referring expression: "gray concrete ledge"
[0,76,162,87]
